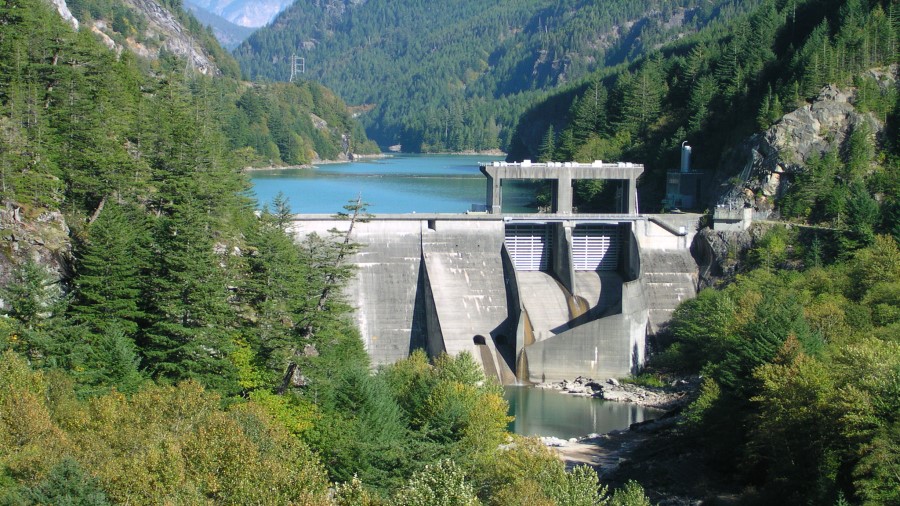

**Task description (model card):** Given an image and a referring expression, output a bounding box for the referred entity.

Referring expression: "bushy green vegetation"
[235,0,753,152]
[224,81,378,167]
[656,234,900,504]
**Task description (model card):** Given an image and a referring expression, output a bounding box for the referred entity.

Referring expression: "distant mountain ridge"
[185,0,294,27]
[185,2,255,49]
[234,0,753,152]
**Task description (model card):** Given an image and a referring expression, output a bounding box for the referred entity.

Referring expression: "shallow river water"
[504,387,664,439]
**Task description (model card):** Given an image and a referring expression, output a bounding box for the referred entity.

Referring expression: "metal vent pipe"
[680,141,691,173]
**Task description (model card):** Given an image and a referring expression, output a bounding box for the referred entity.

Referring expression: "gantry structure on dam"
[290,159,699,384]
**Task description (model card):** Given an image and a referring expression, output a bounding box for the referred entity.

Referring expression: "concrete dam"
[289,161,700,383]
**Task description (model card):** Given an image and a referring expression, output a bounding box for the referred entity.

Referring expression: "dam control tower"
[290,160,700,384]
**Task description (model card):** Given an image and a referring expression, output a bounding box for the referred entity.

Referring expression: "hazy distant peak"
[185,0,294,28]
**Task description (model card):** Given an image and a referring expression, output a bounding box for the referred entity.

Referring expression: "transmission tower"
[288,54,305,82]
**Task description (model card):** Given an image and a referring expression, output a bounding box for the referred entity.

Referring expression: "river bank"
[241,153,390,172]
[536,375,696,410]
[537,376,740,504]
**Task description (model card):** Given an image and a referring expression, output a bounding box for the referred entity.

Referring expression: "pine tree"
[69,201,147,337]
[571,77,607,142]
[142,206,237,392]
[75,326,145,396]
[279,195,369,393]
[538,125,556,162]
[26,458,111,506]
[245,195,313,381]
[138,77,245,393]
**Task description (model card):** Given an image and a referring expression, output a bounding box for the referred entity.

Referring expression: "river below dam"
[504,387,665,440]
[250,153,541,214]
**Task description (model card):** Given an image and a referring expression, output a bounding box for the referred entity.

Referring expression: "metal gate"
[505,224,552,271]
[572,224,621,271]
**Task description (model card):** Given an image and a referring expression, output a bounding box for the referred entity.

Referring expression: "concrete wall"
[421,220,514,379]
[634,214,700,335]
[290,213,700,383]
[551,222,575,294]
[519,224,650,383]
[290,216,515,379]
[520,278,648,382]
[288,219,424,366]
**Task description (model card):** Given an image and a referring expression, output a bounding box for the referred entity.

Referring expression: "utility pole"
[288,54,305,82]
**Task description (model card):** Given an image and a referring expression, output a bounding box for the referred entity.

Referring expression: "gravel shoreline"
[535,375,697,410]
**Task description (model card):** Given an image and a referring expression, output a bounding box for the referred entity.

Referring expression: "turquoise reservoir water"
[504,387,665,439]
[250,154,539,214]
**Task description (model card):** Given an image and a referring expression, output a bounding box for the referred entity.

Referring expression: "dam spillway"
[288,161,701,383]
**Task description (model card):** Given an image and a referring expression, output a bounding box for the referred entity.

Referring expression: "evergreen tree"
[571,78,608,142]
[538,125,556,162]
[75,326,145,396]
[841,180,879,252]
[69,202,147,337]
[26,458,111,506]
[142,206,237,392]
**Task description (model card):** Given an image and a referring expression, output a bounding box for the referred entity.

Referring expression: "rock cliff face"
[48,0,79,30]
[0,204,72,307]
[715,75,893,214]
[59,0,221,75]
[123,0,219,74]
[692,227,753,289]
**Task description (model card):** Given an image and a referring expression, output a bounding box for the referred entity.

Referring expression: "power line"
[289,54,305,82]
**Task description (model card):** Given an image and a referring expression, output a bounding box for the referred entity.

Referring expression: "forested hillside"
[234,0,757,152]
[522,0,900,502]
[62,0,379,166]
[648,234,900,504]
[509,0,900,217]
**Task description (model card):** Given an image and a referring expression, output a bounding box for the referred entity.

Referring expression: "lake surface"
[250,154,540,214]
[504,387,665,439]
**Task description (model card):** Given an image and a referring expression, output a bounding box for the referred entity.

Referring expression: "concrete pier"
[480,161,643,215]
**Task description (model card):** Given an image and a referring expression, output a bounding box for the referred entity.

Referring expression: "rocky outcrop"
[539,376,695,411]
[716,78,892,214]
[48,0,79,30]
[692,228,753,289]
[127,0,219,74]
[81,0,220,75]
[0,204,72,306]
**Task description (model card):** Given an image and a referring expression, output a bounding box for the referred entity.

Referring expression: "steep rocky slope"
[714,73,894,214]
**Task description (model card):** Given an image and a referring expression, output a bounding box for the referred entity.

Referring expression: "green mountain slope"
[234,0,756,152]
[63,0,378,166]
[508,0,899,216]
